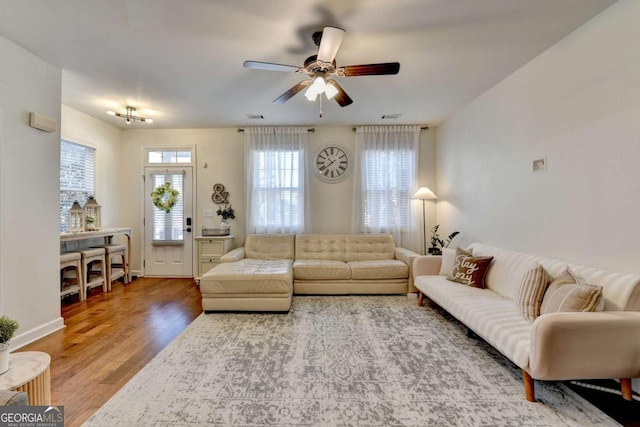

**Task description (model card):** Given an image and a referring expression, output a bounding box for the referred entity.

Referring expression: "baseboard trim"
[11,317,65,350]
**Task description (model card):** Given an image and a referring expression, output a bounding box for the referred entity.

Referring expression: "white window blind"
[151,172,184,243]
[60,140,96,232]
[362,149,413,228]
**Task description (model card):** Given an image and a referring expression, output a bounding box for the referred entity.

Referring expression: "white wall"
[121,126,436,272]
[0,36,64,347]
[436,0,640,275]
[60,107,124,242]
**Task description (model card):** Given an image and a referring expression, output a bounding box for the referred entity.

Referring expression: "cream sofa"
[413,243,640,402]
[200,233,418,312]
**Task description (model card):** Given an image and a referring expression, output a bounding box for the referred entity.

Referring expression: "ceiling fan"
[243,26,400,108]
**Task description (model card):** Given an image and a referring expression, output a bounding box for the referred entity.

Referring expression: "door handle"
[183,227,192,232]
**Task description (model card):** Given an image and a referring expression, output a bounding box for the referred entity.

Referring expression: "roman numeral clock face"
[314,146,351,183]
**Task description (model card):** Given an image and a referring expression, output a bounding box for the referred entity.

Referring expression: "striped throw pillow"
[516,263,552,322]
[540,283,603,314]
[540,267,582,313]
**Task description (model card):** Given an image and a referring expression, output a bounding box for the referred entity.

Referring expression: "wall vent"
[245,114,264,120]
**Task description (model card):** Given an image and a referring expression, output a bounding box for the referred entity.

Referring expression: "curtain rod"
[237,128,316,133]
[352,126,429,132]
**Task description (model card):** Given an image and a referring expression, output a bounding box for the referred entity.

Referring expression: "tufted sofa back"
[245,234,295,260]
[295,234,396,262]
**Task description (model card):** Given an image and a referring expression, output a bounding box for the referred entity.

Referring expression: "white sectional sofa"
[199,233,418,312]
[413,243,640,402]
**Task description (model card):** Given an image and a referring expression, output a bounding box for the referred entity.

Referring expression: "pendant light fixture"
[107,106,153,124]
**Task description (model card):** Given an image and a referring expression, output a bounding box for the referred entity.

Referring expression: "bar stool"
[60,252,84,301]
[92,244,128,290]
[79,248,107,297]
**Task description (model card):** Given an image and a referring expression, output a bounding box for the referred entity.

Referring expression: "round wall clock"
[314,145,351,183]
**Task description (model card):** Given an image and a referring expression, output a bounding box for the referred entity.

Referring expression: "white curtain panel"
[352,125,420,250]
[244,127,309,234]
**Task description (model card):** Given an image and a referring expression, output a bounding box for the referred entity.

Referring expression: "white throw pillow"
[439,248,457,276]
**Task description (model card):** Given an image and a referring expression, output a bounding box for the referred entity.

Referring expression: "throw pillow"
[515,263,552,322]
[539,267,582,313]
[447,247,493,289]
[438,248,456,276]
[540,283,604,314]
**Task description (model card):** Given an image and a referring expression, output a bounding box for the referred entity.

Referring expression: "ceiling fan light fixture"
[324,80,339,100]
[304,76,328,101]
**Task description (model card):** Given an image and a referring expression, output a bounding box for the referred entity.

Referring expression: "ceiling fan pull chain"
[319,94,323,118]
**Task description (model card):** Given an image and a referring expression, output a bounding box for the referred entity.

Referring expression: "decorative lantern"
[68,200,85,233]
[83,196,101,231]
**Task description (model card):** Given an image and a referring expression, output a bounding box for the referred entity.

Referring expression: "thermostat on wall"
[29,112,57,133]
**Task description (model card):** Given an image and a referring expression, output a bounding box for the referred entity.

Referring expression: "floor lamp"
[413,187,438,255]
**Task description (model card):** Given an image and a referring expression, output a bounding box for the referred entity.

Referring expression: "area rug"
[83,296,618,426]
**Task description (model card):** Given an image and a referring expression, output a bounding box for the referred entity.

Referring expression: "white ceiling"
[0,0,615,129]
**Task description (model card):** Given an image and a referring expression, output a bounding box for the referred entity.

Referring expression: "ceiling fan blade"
[326,79,353,107]
[340,62,400,76]
[243,61,302,73]
[273,79,313,104]
[317,26,345,63]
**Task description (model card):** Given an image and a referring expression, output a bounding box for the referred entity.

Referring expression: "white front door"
[144,167,193,277]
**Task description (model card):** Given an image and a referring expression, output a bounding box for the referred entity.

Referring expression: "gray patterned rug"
[84,296,617,426]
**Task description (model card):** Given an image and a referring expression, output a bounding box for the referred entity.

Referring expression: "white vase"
[219,220,230,230]
[0,342,10,374]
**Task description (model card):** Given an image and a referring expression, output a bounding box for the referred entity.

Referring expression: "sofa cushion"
[540,268,582,313]
[200,259,293,294]
[295,234,347,261]
[293,259,351,280]
[541,283,604,314]
[467,243,544,301]
[516,263,552,322]
[447,248,493,289]
[438,247,456,276]
[245,234,295,260]
[349,259,408,280]
[344,235,396,262]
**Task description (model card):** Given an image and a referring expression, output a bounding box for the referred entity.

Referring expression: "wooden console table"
[0,351,51,405]
[60,227,132,282]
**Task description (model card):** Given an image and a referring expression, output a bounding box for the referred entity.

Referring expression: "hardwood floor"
[20,277,202,427]
[18,278,639,426]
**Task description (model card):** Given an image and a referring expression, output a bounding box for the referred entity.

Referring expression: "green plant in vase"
[0,315,19,374]
[429,225,460,255]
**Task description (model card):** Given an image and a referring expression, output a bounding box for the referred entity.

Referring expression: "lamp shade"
[413,186,437,200]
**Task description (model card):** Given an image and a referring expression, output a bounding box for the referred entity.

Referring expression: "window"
[147,150,191,164]
[60,140,95,232]
[151,172,184,242]
[353,125,419,246]
[245,127,307,233]
[362,148,413,228]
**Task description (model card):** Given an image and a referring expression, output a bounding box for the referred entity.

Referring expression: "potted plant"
[216,205,235,230]
[429,225,460,255]
[0,316,19,374]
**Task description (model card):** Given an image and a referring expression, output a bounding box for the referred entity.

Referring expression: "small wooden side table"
[0,351,51,405]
